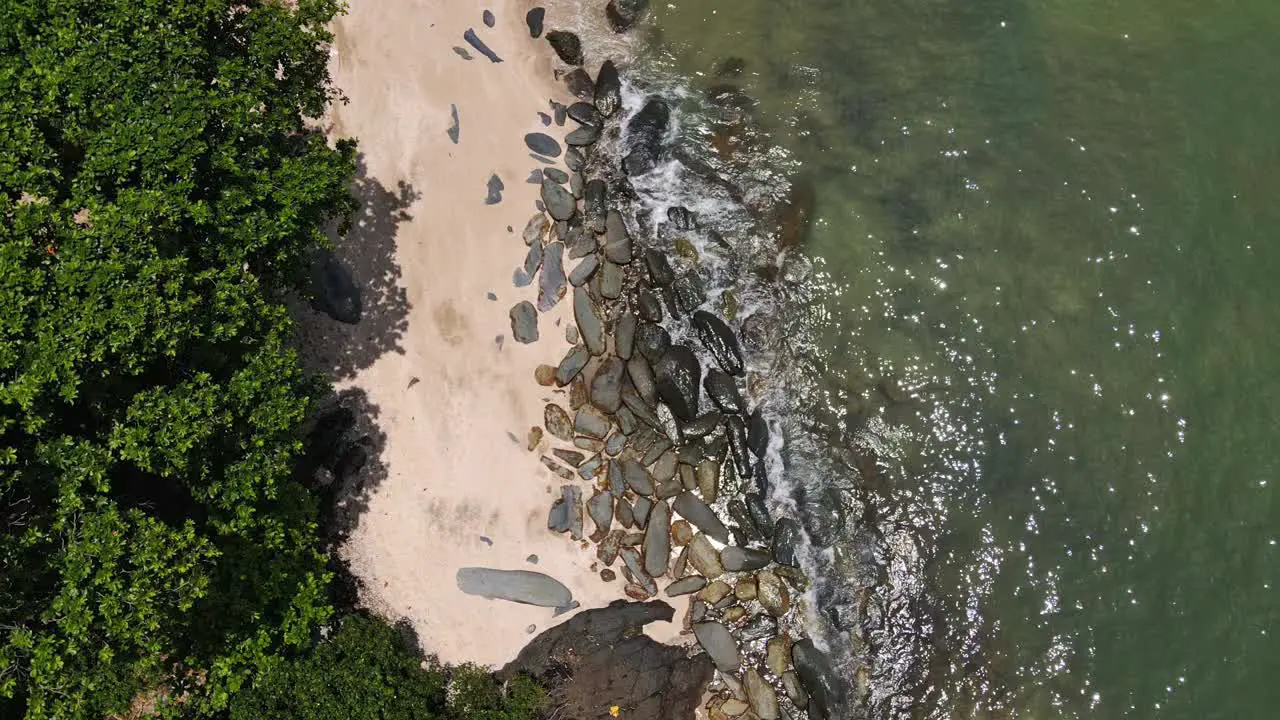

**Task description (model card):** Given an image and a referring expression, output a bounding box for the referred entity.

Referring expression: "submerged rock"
[456,567,571,607]
[606,0,650,32]
[726,414,753,479]
[624,97,671,176]
[791,639,846,720]
[509,301,539,343]
[546,30,584,65]
[654,345,701,422]
[772,517,804,567]
[747,407,769,457]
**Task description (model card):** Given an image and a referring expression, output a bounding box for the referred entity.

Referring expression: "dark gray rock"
[542,178,576,220]
[571,172,584,198]
[773,518,804,567]
[555,345,590,386]
[447,103,460,143]
[591,357,625,414]
[704,368,744,414]
[569,254,598,286]
[747,407,769,457]
[616,313,637,360]
[667,205,696,230]
[692,621,739,672]
[574,286,606,355]
[522,237,544,277]
[654,346,701,422]
[552,100,569,125]
[621,457,654,496]
[620,547,657,596]
[637,289,663,322]
[565,225,596,259]
[509,301,539,343]
[546,30,584,65]
[726,414,753,479]
[499,600,713,720]
[584,180,608,233]
[633,496,653,529]
[692,310,744,375]
[464,28,503,63]
[606,0,650,32]
[600,260,624,299]
[672,492,730,544]
[309,248,361,324]
[545,403,574,441]
[643,500,671,577]
[564,68,595,100]
[575,405,612,439]
[565,123,601,146]
[452,46,473,60]
[526,7,545,37]
[745,668,781,720]
[567,101,601,126]
[603,210,633,264]
[588,491,614,536]
[483,9,495,27]
[544,167,570,184]
[791,639,846,720]
[680,411,723,439]
[626,355,658,406]
[456,567,571,606]
[720,546,771,572]
[537,241,566,311]
[565,145,585,171]
[623,97,670,176]
[485,173,505,204]
[745,492,772,539]
[622,388,662,430]
[526,169,545,184]
[644,249,676,285]
[635,323,671,365]
[665,576,706,596]
[595,60,622,117]
[800,487,847,547]
[672,273,706,313]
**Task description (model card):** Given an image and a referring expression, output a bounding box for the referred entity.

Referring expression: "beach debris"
[606,0,650,33]
[407,376,420,388]
[452,46,473,60]
[486,292,497,301]
[463,28,503,63]
[540,178,575,220]
[526,554,539,564]
[527,426,543,451]
[524,131,562,158]
[484,173,504,204]
[509,301,539,343]
[455,567,572,607]
[495,334,504,350]
[479,535,493,546]
[525,7,545,38]
[595,60,622,117]
[536,241,566,310]
[446,103,460,143]
[482,9,495,27]
[546,30,583,65]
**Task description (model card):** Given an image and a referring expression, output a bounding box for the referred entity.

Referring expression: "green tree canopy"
[0,0,359,716]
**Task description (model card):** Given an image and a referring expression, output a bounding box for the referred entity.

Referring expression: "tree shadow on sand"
[295,153,420,381]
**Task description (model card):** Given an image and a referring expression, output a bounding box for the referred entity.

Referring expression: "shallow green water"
[641,0,1279,717]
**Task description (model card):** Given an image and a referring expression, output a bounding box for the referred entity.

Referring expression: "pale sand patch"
[309,0,685,666]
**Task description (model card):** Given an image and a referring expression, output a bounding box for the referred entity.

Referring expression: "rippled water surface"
[627,0,1280,717]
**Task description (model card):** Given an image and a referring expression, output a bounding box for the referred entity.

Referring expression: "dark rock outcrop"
[500,600,713,720]
[546,30,584,65]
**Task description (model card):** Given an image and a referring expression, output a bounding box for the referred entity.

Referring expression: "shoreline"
[302,0,850,718]
[298,0,683,668]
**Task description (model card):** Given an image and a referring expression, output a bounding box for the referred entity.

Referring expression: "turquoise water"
[636,0,1279,717]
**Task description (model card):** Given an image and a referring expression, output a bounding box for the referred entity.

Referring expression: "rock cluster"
[500,11,846,718]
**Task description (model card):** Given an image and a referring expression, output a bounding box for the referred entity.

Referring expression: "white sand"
[305,0,684,667]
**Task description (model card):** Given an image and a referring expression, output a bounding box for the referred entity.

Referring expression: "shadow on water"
[297,153,419,381]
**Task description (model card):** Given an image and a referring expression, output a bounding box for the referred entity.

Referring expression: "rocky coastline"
[481,3,851,718]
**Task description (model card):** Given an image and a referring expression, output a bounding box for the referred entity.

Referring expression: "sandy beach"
[297,0,681,667]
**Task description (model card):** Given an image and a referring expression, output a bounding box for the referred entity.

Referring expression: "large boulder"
[623,97,671,176]
[653,345,701,422]
[500,601,713,720]
[455,568,572,607]
[309,248,361,323]
[595,60,622,117]
[546,30,584,65]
